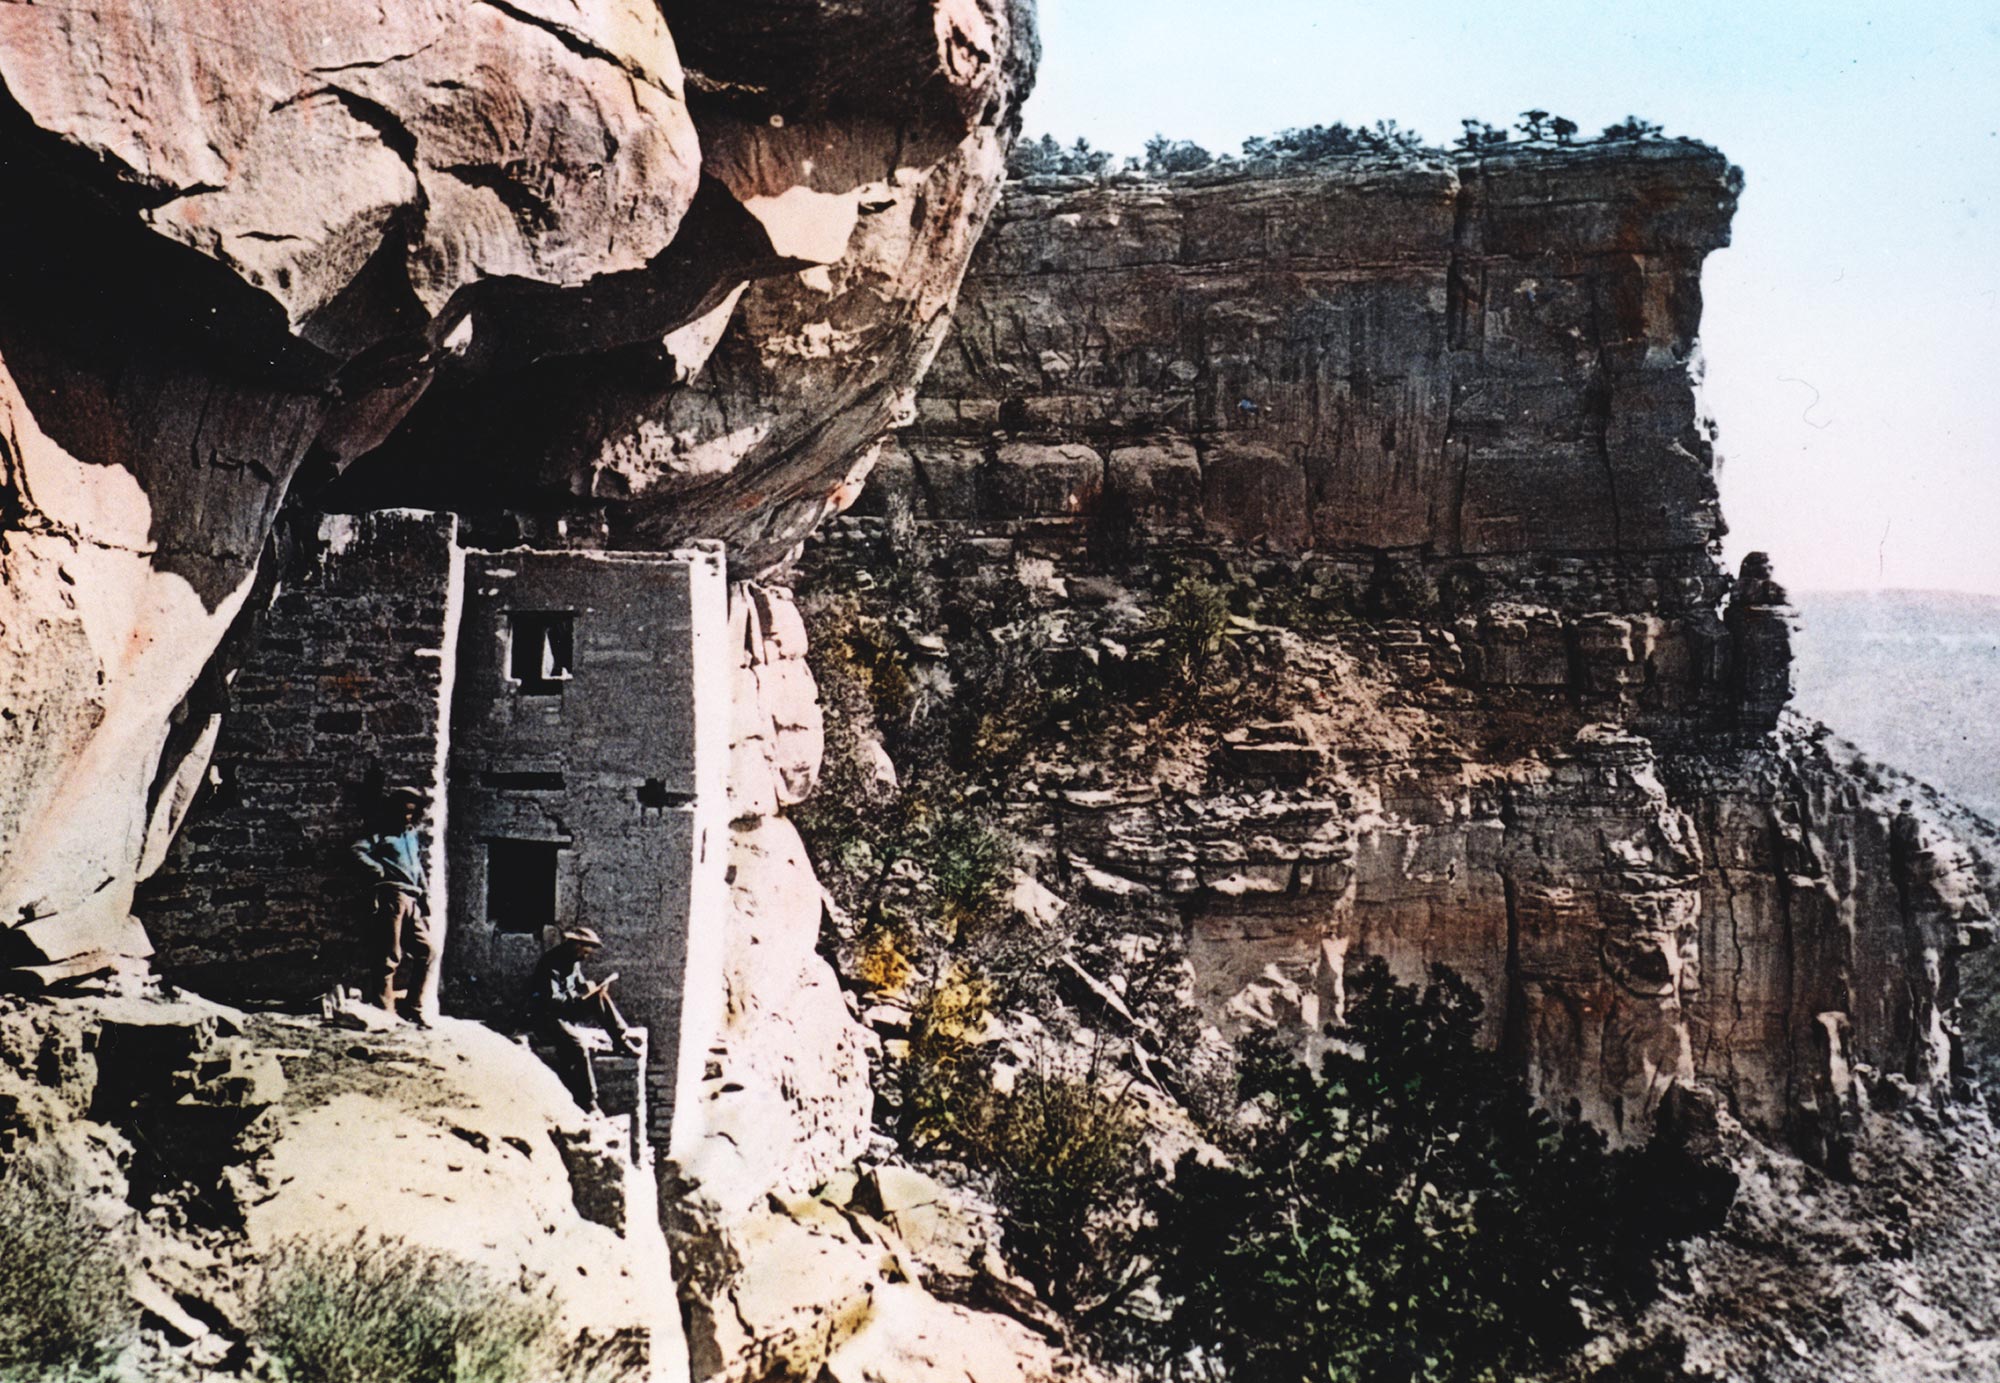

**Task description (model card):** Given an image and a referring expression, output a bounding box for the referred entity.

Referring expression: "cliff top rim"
[1007,135,1733,194]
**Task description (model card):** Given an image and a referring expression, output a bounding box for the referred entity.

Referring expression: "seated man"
[527,927,643,1114]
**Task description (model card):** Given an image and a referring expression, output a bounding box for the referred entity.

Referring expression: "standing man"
[527,927,643,1113]
[349,785,434,1022]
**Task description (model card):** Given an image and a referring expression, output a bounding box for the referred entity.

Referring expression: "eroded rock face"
[804,507,1992,1157]
[669,582,1072,1383]
[0,994,688,1377]
[918,143,1736,565]
[800,145,1991,1150]
[689,583,871,1219]
[0,0,1035,966]
[0,0,703,328]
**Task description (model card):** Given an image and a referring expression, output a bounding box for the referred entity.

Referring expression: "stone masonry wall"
[444,545,732,1152]
[139,510,460,1003]
[146,524,738,1157]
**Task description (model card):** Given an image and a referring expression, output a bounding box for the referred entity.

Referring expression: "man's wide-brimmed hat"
[383,785,427,804]
[562,927,604,948]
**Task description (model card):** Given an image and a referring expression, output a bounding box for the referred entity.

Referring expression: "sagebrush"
[253,1234,562,1383]
[974,1063,1145,1316]
[0,1151,136,1383]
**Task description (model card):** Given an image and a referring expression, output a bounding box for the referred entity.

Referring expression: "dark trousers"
[373,888,434,1012]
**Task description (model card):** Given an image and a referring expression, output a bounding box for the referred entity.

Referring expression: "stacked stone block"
[138,511,459,1001]
[443,545,729,1152]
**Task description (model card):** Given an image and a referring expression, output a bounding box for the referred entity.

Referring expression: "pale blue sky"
[1023,0,1999,594]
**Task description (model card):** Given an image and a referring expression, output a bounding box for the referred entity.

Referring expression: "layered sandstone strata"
[818,144,1991,1152]
[917,144,1735,563]
[899,144,1792,742]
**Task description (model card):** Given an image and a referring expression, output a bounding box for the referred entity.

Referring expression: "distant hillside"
[1790,590,2000,822]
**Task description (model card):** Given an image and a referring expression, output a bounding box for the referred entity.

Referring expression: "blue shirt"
[351,828,427,895]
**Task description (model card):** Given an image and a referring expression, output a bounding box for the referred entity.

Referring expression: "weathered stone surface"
[356,0,1039,563]
[987,442,1103,517]
[0,0,1036,971]
[1200,441,1310,550]
[802,504,1992,1152]
[910,143,1738,582]
[854,1165,990,1290]
[677,1202,1068,1383]
[669,578,1076,1381]
[0,996,688,1377]
[1726,550,1797,734]
[821,1281,1069,1383]
[1105,440,1203,526]
[679,1206,887,1381]
[0,0,700,326]
[901,441,990,520]
[681,809,871,1219]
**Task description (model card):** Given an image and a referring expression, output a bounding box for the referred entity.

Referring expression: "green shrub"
[924,805,1009,919]
[1009,134,1115,178]
[1600,115,1665,141]
[1241,120,1427,161]
[1142,135,1215,175]
[952,620,1114,772]
[252,1234,561,1383]
[1455,119,1509,151]
[0,1153,136,1382]
[1143,961,1735,1383]
[794,587,940,924]
[877,788,1009,931]
[1516,109,1554,140]
[976,1067,1145,1316]
[802,591,925,738]
[955,635,1042,772]
[1157,577,1234,698]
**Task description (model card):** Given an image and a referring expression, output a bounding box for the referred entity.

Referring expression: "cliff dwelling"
[141,513,733,1153]
[1,0,1997,1379]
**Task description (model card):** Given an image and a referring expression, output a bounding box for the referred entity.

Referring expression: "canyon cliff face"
[0,0,1034,971]
[811,144,1992,1156]
[2,4,1995,1374]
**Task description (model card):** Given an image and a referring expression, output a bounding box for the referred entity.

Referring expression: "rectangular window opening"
[508,611,575,695]
[485,839,561,933]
